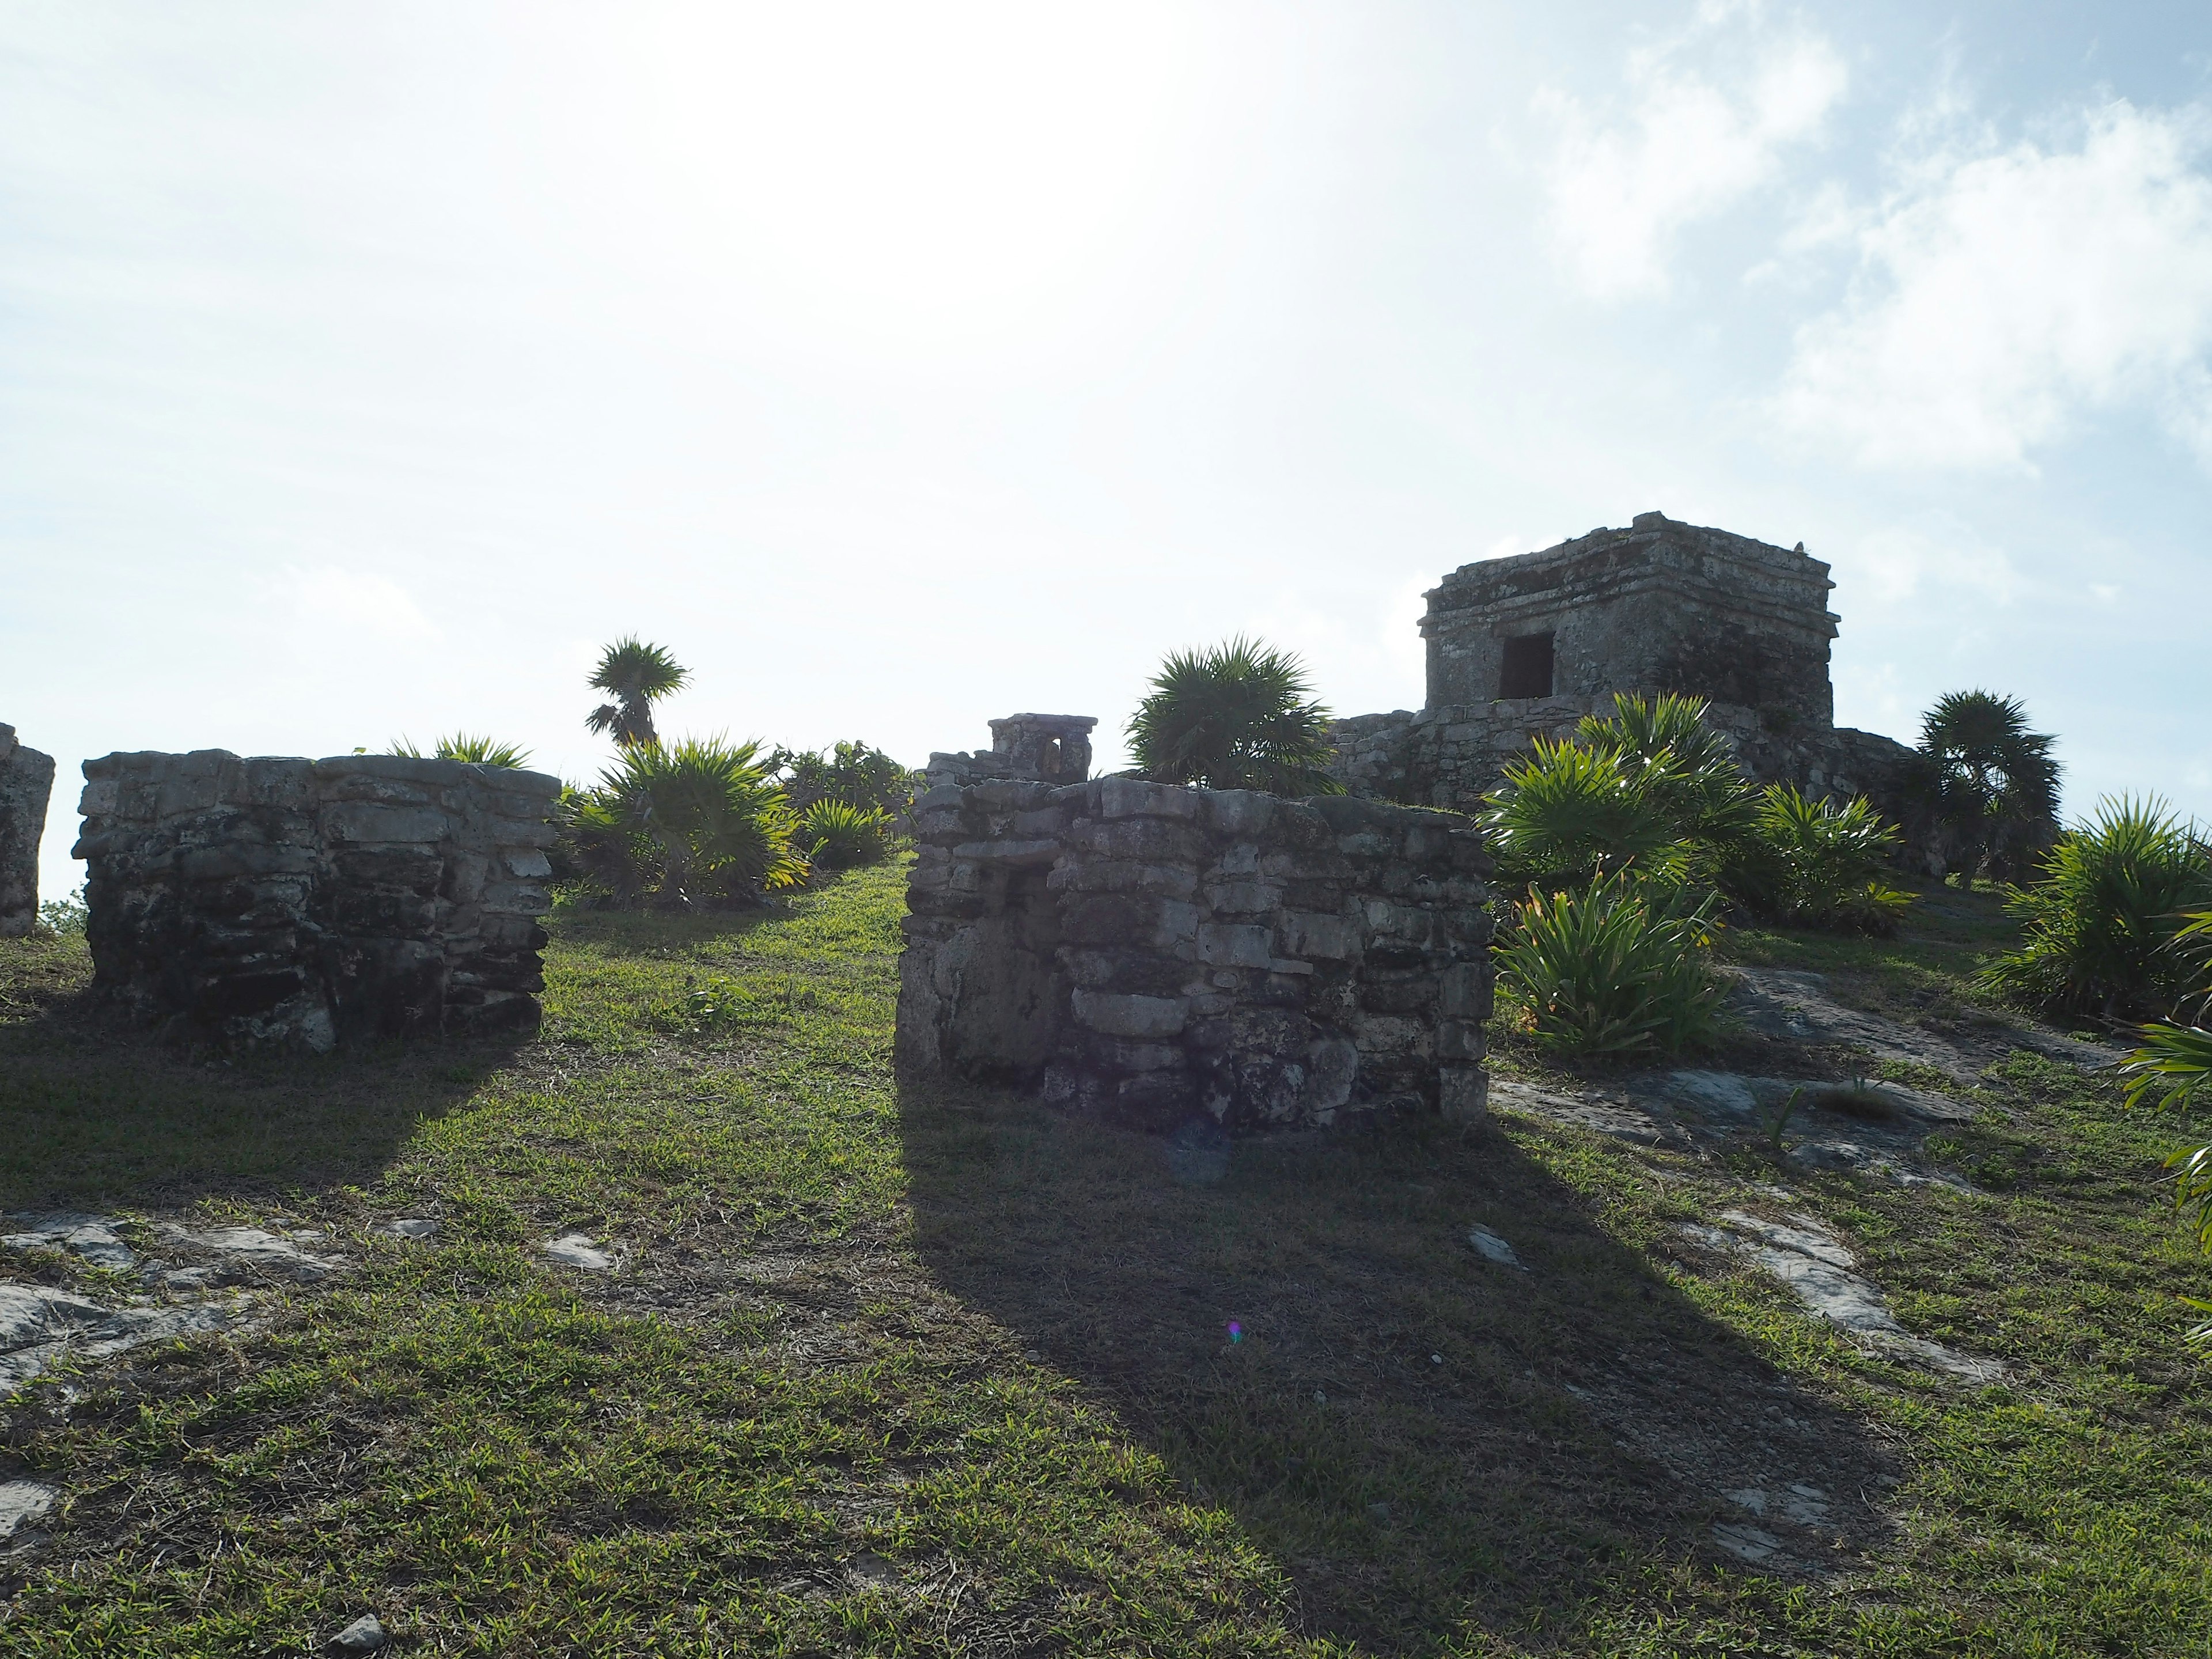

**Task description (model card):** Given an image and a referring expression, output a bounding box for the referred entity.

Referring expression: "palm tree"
[1126,636,1343,796]
[1908,690,2060,880]
[584,736,808,908]
[586,638,690,748]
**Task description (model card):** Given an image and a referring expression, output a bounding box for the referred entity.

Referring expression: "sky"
[5,0,2211,902]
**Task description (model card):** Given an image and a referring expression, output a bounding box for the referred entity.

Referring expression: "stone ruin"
[1,725,57,938]
[926,713,1097,789]
[73,751,560,1050]
[1330,512,1919,816]
[897,734,1494,1132]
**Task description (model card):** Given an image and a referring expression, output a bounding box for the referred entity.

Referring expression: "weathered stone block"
[0,726,55,938]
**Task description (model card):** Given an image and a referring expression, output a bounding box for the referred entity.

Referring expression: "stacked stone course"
[897,770,1493,1133]
[1,724,58,937]
[74,751,559,1049]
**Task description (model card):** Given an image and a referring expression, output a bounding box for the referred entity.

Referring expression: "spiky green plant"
[1574,692,1756,853]
[1724,783,1913,934]
[1479,737,1696,887]
[1907,690,2061,879]
[389,733,535,768]
[1494,874,1726,1056]
[1126,636,1342,796]
[2120,912,2212,1340]
[796,799,890,870]
[1982,798,2212,1020]
[560,736,806,908]
[586,638,690,749]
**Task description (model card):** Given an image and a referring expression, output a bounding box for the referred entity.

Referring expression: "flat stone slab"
[0,1478,58,1542]
[1467,1226,1527,1270]
[1682,1210,2003,1382]
[152,1223,341,1282]
[543,1234,614,1272]
[1,1281,237,1391]
[2,1214,138,1271]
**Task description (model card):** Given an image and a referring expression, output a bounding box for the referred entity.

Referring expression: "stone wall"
[925,713,1097,790]
[0,724,56,937]
[897,774,1493,1133]
[1423,513,1840,725]
[74,751,560,1049]
[1330,695,1919,824]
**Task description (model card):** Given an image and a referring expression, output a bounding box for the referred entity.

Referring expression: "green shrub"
[773,741,919,819]
[586,637,690,749]
[1127,635,1342,795]
[2120,912,2212,1340]
[1724,783,1914,934]
[1480,737,1696,887]
[1904,689,2061,880]
[796,799,890,869]
[556,736,808,909]
[1494,874,1727,1057]
[1982,798,2212,1020]
[389,733,535,768]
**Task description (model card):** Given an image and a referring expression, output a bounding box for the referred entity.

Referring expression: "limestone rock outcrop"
[74,751,559,1049]
[0,725,56,937]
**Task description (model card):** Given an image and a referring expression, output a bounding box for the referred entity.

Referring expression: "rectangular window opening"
[1498,631,1555,699]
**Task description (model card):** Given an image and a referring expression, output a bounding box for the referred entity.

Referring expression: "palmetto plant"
[563,736,807,908]
[1724,784,1914,934]
[389,733,535,769]
[2119,911,2212,1340]
[586,638,690,749]
[1574,692,1756,853]
[1126,636,1343,796]
[1982,797,2212,1020]
[1908,690,2061,879]
[1479,738,1695,887]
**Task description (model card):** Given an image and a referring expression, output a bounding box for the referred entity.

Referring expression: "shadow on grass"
[898,1082,1898,1654]
[0,936,522,1210]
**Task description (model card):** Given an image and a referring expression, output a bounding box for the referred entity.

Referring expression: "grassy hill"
[2,859,2209,1655]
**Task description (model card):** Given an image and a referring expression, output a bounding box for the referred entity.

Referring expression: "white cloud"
[1776,101,2212,469]
[1536,6,1847,300]
[276,566,440,643]
[1846,523,2022,608]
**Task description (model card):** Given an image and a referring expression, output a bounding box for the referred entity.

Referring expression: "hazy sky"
[6,1,2211,899]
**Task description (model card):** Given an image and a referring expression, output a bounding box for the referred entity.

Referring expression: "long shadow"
[899,1081,1899,1653]
[0,942,524,1210]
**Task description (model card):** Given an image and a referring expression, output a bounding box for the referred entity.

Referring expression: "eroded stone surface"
[3,1214,138,1271]
[0,1281,237,1391]
[74,750,559,1048]
[0,1478,58,1542]
[1467,1226,1526,1270]
[544,1234,614,1271]
[899,757,1494,1134]
[1682,1210,2003,1382]
[153,1224,341,1282]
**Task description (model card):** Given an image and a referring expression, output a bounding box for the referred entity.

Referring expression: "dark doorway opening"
[1498,631,1555,699]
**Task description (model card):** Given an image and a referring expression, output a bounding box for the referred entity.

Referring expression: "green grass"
[3,864,2211,1654]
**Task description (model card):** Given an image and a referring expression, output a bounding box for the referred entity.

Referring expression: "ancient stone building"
[1,724,57,937]
[74,751,559,1049]
[1330,511,1918,817]
[897,725,1494,1133]
[925,713,1097,789]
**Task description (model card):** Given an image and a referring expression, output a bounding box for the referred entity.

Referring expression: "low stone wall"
[74,751,560,1049]
[1329,696,1919,825]
[897,775,1493,1132]
[1,725,56,938]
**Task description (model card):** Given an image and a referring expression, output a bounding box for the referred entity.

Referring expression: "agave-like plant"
[586,638,690,749]
[796,798,891,870]
[1983,797,2212,1020]
[1126,636,1342,796]
[1907,690,2061,880]
[389,733,535,768]
[1494,873,1726,1056]
[1575,692,1756,852]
